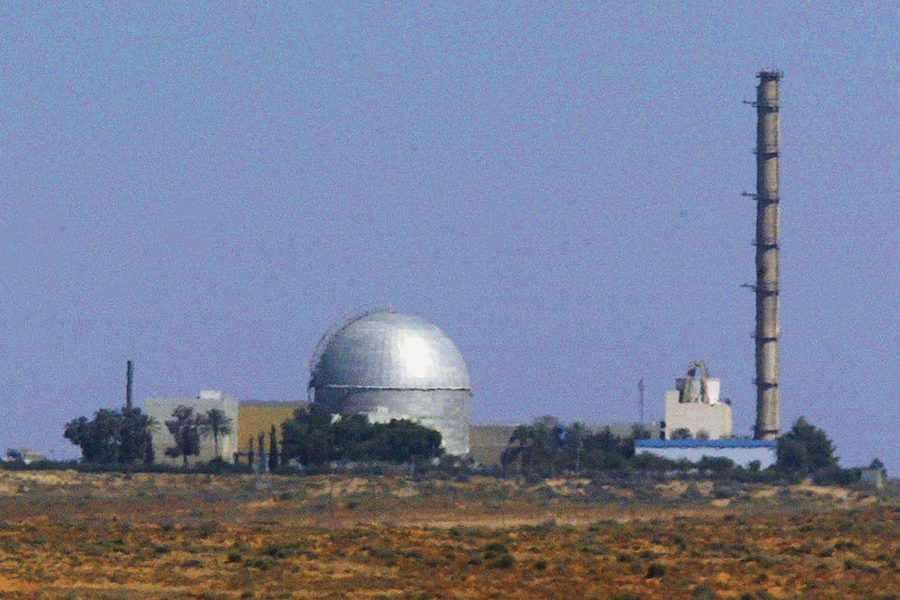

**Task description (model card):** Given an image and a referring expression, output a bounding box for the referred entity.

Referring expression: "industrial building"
[468,424,520,466]
[635,71,784,467]
[142,71,783,470]
[309,308,472,456]
[143,389,307,465]
[662,361,732,440]
[143,307,474,463]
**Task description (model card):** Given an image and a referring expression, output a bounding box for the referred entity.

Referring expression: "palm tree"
[198,408,233,461]
[165,406,201,467]
[501,417,564,480]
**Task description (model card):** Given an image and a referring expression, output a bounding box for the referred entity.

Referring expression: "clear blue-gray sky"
[2,3,898,471]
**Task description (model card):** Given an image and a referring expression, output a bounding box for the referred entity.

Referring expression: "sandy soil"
[0,470,892,599]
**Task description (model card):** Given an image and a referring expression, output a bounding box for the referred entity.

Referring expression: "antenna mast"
[638,377,645,423]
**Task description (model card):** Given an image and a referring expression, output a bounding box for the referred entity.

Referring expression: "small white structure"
[143,390,239,465]
[635,439,777,469]
[664,361,732,440]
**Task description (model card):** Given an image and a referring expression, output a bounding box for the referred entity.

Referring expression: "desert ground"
[0,470,895,599]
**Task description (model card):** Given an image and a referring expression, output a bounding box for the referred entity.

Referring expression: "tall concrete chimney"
[126,360,134,410]
[752,70,781,440]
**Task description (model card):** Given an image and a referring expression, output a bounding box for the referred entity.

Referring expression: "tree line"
[280,403,442,467]
[60,404,880,485]
[63,403,442,469]
[63,405,235,467]
[500,415,872,485]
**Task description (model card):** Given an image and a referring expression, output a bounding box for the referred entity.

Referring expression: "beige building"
[236,400,307,457]
[468,424,519,466]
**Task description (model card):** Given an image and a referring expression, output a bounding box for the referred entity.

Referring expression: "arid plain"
[0,471,895,599]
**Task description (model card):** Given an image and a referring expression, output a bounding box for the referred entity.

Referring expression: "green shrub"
[483,541,509,555]
[197,520,219,538]
[489,552,516,569]
[691,584,720,600]
[833,539,857,551]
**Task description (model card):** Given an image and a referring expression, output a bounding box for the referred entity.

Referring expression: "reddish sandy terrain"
[0,471,893,599]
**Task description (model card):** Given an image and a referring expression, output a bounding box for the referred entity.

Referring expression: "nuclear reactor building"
[308,309,472,455]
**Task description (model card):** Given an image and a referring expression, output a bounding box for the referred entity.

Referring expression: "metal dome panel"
[310,311,471,391]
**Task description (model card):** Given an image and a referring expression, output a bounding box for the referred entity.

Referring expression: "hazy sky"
[3,2,899,471]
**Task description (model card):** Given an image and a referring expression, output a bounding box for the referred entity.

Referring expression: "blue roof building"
[635,439,777,469]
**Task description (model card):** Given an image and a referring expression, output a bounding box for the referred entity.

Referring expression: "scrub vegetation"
[0,470,893,598]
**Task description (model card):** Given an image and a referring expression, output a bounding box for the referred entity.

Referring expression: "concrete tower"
[752,70,781,440]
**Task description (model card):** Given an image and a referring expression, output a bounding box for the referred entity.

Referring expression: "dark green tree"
[64,407,155,465]
[500,417,565,481]
[257,432,265,470]
[777,417,838,473]
[371,419,442,462]
[198,408,233,461]
[777,417,838,475]
[119,407,155,464]
[280,404,443,467]
[281,403,335,466]
[331,413,373,460]
[5,449,24,464]
[65,410,120,463]
[631,424,653,440]
[580,427,633,471]
[697,456,735,476]
[501,419,642,480]
[165,405,201,467]
[268,425,279,471]
[670,428,693,440]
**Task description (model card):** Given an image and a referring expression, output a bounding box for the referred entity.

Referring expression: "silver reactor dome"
[309,309,472,455]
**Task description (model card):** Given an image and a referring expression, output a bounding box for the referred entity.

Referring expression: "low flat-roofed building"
[635,439,777,469]
[468,424,519,466]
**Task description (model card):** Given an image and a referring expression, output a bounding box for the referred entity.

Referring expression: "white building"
[143,390,239,465]
[635,439,777,469]
[663,361,732,440]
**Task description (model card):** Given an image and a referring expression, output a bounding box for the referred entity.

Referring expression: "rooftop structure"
[663,361,732,440]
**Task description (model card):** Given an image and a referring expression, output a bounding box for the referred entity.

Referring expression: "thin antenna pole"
[126,360,133,410]
[638,378,645,423]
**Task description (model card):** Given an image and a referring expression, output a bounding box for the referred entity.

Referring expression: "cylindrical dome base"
[310,310,472,456]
